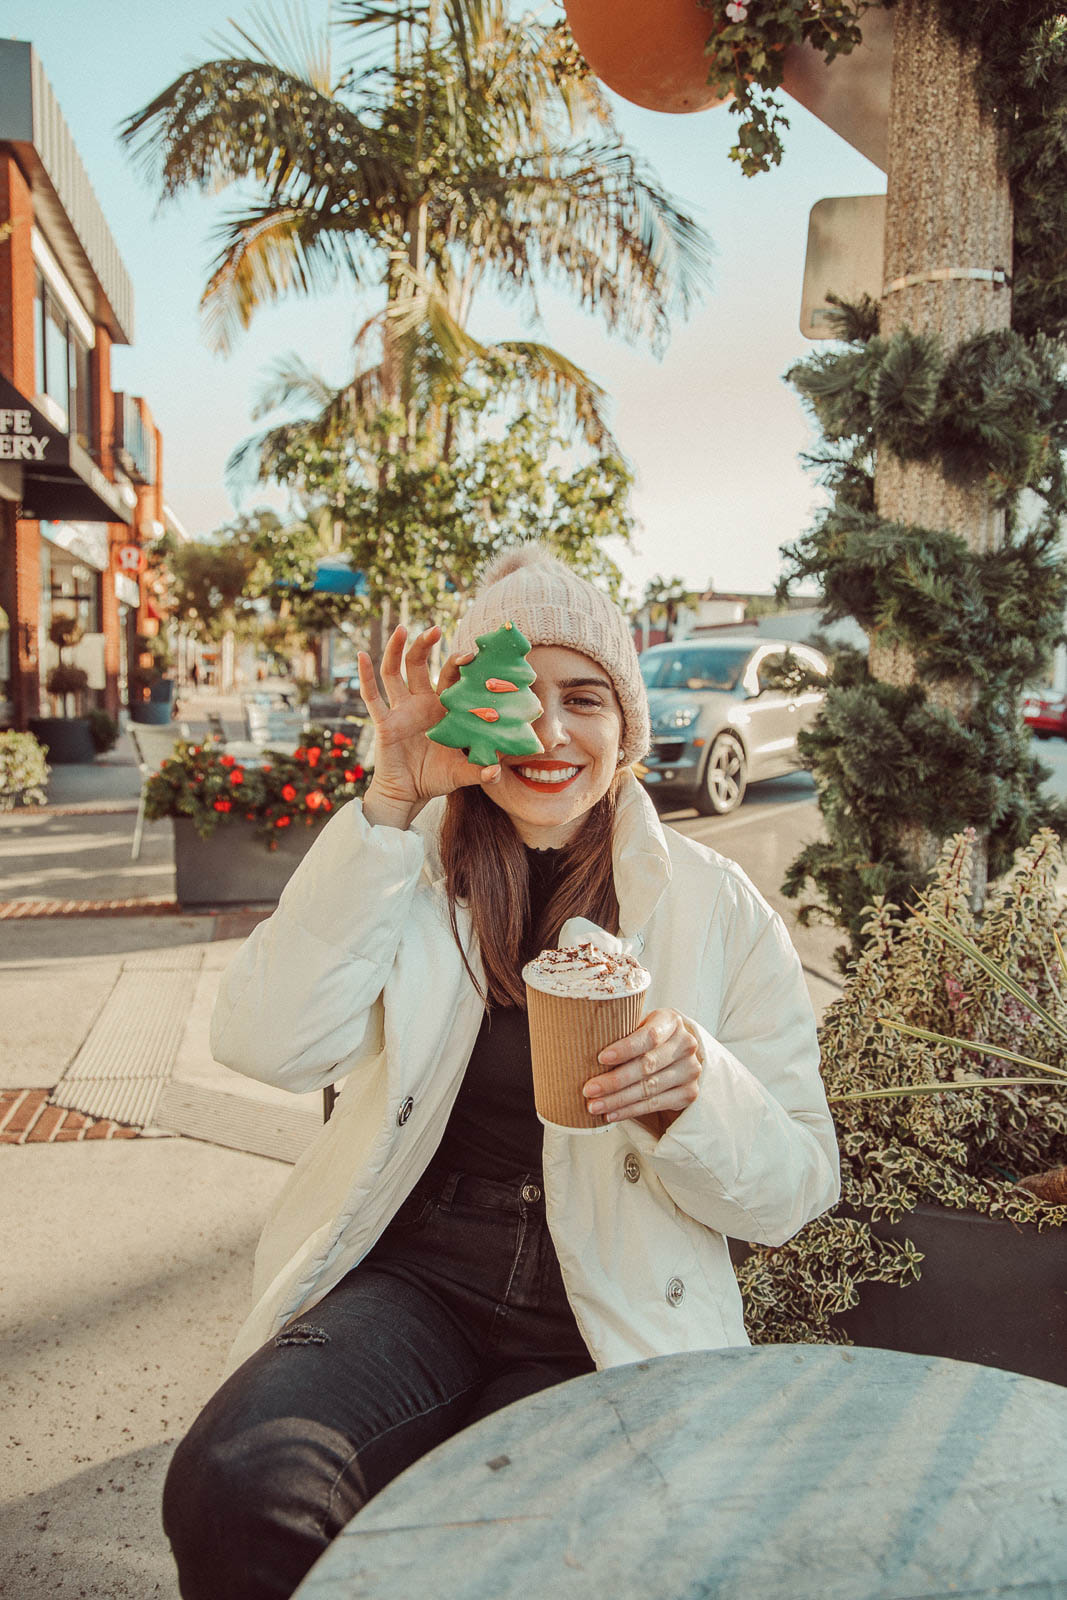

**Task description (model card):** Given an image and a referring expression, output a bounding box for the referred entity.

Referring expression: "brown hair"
[440,777,622,1009]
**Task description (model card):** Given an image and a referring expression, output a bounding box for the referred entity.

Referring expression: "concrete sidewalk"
[0,723,320,1599]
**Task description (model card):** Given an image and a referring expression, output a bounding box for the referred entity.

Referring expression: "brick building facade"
[0,40,179,736]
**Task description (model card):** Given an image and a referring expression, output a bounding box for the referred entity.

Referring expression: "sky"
[8,1,886,604]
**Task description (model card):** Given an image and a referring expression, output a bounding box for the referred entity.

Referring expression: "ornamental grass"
[738,827,1067,1345]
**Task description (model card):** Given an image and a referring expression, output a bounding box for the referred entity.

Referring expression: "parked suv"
[638,637,828,814]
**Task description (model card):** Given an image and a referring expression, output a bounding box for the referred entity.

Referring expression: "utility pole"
[871,0,1013,900]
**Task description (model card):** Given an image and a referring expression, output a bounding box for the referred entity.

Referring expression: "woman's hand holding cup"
[357,624,503,830]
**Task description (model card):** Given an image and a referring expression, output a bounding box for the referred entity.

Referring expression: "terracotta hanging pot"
[563,0,729,115]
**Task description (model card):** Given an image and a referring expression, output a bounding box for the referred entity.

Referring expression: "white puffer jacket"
[212,771,839,1376]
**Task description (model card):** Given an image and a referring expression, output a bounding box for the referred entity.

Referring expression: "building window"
[33,271,94,449]
[42,544,102,636]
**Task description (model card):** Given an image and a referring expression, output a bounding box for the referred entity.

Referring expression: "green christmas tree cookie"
[427,622,543,766]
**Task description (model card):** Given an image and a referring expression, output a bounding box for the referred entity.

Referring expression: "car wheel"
[696,732,747,816]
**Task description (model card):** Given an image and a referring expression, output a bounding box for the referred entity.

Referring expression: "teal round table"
[293,1344,1067,1600]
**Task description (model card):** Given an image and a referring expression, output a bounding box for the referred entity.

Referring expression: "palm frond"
[213,2,334,94]
[491,340,618,454]
[387,266,491,372]
[230,354,389,491]
[200,204,371,355]
[449,140,714,352]
[338,0,495,83]
[121,55,400,216]
[250,355,340,421]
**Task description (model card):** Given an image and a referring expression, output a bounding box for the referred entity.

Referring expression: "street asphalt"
[6,702,1061,1598]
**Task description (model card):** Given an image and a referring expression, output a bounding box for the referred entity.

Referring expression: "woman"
[163,545,839,1600]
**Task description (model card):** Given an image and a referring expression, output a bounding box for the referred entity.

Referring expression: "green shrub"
[0,731,49,810]
[738,829,1067,1345]
[87,709,119,753]
[144,726,370,845]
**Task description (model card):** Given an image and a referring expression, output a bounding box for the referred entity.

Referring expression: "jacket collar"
[416,770,671,938]
[611,769,673,938]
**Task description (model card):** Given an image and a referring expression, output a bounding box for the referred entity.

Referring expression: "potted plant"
[130,634,176,725]
[28,615,96,763]
[0,730,49,810]
[87,709,119,754]
[733,828,1067,1384]
[143,726,371,906]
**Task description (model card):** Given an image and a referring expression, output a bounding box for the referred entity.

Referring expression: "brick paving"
[0,1088,142,1144]
[0,896,180,919]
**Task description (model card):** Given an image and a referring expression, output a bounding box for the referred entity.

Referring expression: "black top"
[431,845,564,1182]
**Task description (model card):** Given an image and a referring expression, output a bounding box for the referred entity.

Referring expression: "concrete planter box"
[27,716,96,764]
[835,1203,1067,1385]
[173,817,318,908]
[733,1202,1066,1385]
[130,702,173,725]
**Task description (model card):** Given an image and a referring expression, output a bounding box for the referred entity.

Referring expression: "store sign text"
[0,408,50,461]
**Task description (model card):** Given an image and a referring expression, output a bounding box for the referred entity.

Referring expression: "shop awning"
[0,374,133,525]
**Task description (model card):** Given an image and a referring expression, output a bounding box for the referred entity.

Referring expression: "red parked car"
[1022,689,1067,739]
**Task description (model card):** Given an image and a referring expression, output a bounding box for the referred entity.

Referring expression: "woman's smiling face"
[485,645,624,848]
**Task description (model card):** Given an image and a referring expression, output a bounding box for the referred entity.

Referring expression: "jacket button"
[397,1096,414,1127]
[665,1277,685,1307]
[521,1183,541,1203]
[623,1153,641,1183]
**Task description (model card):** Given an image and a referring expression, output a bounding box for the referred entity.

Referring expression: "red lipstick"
[509,760,583,794]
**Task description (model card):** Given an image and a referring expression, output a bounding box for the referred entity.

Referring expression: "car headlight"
[652,706,701,732]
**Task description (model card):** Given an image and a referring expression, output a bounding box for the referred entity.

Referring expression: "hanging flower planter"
[562,0,729,114]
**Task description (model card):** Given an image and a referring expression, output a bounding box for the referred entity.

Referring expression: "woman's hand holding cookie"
[358,625,503,829]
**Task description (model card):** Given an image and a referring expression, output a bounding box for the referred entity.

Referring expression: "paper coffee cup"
[525,984,647,1132]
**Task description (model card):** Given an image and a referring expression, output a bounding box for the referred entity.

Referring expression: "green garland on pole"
[692,0,1067,956]
[780,306,1067,959]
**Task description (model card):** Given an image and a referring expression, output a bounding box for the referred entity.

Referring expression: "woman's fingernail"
[599,1049,617,1064]
[482,764,501,780]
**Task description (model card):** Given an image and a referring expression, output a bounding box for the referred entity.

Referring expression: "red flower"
[219,754,236,768]
[305,790,326,810]
[260,764,272,773]
[322,797,333,811]
[213,798,232,812]
[274,815,292,828]
[281,783,297,802]
[293,747,307,762]
[333,733,352,748]
[344,765,364,782]
[230,768,244,785]
[306,746,322,768]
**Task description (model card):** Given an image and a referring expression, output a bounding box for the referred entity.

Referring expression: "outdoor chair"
[207,711,228,744]
[129,722,191,861]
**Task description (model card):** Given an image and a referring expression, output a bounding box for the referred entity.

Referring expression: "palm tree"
[122,0,711,434]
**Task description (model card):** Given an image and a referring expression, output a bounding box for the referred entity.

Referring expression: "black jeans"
[162,1164,595,1600]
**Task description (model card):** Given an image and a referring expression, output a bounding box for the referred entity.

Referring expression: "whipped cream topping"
[522,941,650,999]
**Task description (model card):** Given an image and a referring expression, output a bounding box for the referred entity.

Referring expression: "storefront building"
[0,39,181,730]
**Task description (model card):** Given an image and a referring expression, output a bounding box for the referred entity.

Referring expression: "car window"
[639,646,752,691]
[755,652,788,692]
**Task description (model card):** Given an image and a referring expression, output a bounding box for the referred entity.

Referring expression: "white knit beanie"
[453,544,650,765]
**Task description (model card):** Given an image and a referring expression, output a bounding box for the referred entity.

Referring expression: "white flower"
[725,1,749,19]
